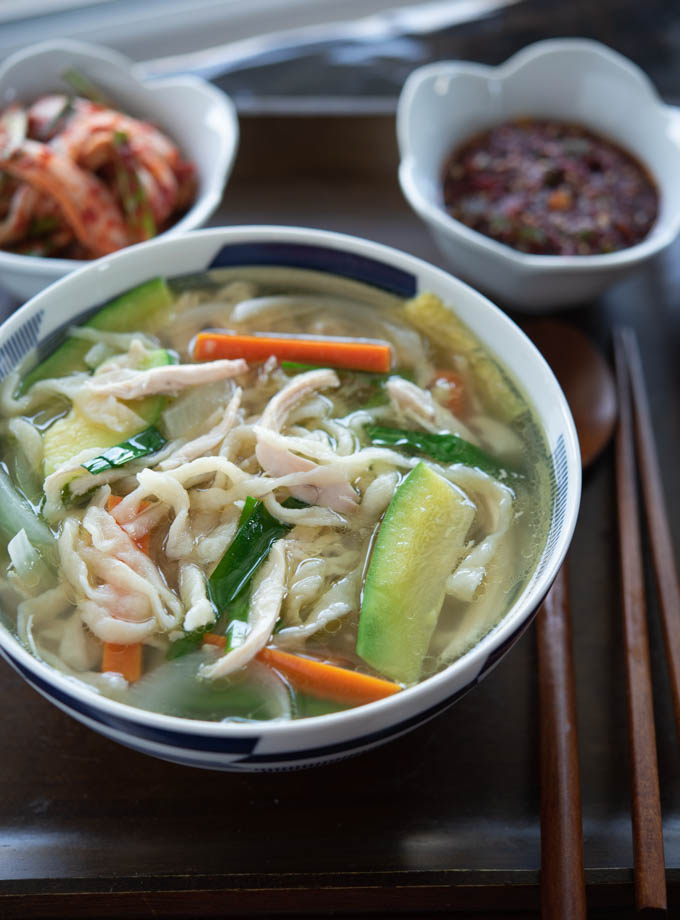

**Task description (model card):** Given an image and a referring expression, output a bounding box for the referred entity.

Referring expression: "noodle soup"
[0,267,551,722]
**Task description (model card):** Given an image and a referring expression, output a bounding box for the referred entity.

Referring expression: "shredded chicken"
[134,469,193,559]
[58,509,182,645]
[255,369,359,513]
[259,368,339,430]
[277,569,360,646]
[254,427,358,514]
[386,377,479,443]
[180,564,215,632]
[84,357,248,400]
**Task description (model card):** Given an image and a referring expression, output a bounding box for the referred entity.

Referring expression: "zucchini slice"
[357,462,475,684]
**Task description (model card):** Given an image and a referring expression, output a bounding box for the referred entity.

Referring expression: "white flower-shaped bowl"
[0,39,239,302]
[0,225,580,771]
[397,39,680,312]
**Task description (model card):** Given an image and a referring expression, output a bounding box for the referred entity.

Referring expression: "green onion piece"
[209,495,304,615]
[174,587,252,659]
[208,500,295,613]
[81,426,166,476]
[165,631,203,661]
[168,497,304,659]
[364,424,508,478]
[61,68,109,105]
[281,361,327,374]
[237,495,257,527]
[223,590,252,652]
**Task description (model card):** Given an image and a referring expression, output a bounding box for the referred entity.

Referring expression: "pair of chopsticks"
[613,326,679,914]
[538,327,678,918]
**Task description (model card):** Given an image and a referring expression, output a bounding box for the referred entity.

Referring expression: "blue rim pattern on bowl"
[0,229,578,771]
[0,310,44,379]
[535,433,568,579]
[2,647,482,770]
[209,241,418,297]
[1,596,549,771]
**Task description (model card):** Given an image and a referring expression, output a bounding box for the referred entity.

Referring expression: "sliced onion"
[8,528,51,589]
[231,295,369,323]
[237,659,295,722]
[161,380,233,440]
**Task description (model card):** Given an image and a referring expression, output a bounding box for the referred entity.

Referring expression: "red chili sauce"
[442,119,658,256]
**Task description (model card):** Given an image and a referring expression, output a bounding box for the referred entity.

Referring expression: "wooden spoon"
[522,319,617,920]
[525,321,617,468]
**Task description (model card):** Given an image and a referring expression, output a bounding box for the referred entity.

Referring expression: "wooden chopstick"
[623,328,680,744]
[613,328,667,913]
[537,562,587,920]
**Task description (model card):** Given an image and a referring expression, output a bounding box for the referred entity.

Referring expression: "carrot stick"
[193,332,392,373]
[102,642,142,682]
[200,636,402,704]
[107,494,151,554]
[256,646,402,705]
[203,632,226,648]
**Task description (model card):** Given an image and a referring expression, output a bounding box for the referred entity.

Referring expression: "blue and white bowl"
[0,226,581,771]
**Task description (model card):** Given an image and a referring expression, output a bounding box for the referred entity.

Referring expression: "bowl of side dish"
[397,39,680,311]
[0,39,238,301]
[0,225,580,770]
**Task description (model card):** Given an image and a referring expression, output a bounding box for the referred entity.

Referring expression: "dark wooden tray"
[1,113,679,919]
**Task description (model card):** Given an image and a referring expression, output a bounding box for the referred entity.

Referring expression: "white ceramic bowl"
[0,39,239,302]
[397,39,680,311]
[0,226,580,771]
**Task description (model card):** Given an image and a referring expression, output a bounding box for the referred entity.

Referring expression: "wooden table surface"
[1,2,680,917]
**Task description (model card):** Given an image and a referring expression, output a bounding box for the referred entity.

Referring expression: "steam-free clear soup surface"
[0,267,551,721]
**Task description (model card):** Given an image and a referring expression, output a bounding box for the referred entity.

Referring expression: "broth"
[0,268,551,721]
